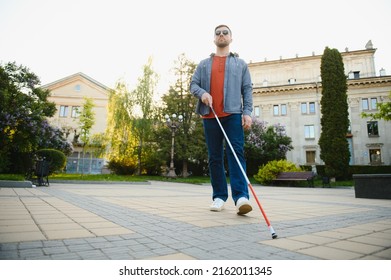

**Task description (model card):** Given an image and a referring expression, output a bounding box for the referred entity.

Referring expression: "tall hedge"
[318,47,350,179]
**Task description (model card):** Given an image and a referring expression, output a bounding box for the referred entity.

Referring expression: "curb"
[0,180,33,188]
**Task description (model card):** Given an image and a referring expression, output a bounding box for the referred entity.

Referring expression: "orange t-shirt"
[203,56,231,119]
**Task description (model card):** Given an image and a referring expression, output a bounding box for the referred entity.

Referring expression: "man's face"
[214,27,232,48]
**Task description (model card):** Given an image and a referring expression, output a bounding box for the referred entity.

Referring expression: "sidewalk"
[0,181,390,260]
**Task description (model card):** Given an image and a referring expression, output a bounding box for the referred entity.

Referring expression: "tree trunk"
[182,160,189,177]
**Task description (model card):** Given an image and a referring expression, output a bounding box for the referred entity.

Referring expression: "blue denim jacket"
[190,53,253,116]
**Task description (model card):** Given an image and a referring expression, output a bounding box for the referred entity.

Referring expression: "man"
[190,24,253,215]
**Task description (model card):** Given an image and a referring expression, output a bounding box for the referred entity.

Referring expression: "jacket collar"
[210,52,239,57]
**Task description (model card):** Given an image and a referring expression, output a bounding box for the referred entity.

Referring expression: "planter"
[353,174,391,199]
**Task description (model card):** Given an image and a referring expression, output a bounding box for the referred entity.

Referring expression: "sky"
[1,0,390,95]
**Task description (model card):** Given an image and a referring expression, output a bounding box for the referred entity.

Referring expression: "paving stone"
[42,240,65,247]
[43,246,69,255]
[51,252,82,260]
[19,248,45,259]
[63,238,89,246]
[0,250,19,259]
[18,241,43,250]
[76,250,108,259]
[67,244,95,252]
[0,243,18,251]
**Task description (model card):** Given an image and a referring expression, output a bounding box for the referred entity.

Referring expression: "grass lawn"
[0,174,26,181]
[50,173,211,184]
[0,173,353,188]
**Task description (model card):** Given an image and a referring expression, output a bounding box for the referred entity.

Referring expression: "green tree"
[105,81,138,173]
[245,118,293,176]
[129,57,158,175]
[318,47,350,179]
[78,97,95,174]
[361,92,391,121]
[0,62,71,173]
[161,54,207,177]
[89,133,107,158]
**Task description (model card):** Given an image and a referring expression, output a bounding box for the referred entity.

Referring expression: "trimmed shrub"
[254,159,302,184]
[36,149,66,174]
[108,160,137,175]
[316,165,391,180]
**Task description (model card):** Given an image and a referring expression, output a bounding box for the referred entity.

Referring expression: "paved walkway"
[0,181,390,260]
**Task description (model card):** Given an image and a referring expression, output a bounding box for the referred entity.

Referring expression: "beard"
[215,39,230,48]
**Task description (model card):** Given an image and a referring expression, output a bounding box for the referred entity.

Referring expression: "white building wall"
[249,44,391,166]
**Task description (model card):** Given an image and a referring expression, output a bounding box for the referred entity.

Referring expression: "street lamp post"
[164,113,183,178]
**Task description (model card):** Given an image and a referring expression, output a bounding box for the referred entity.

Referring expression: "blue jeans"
[203,114,249,204]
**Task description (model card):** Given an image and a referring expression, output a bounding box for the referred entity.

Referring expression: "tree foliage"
[77,97,96,174]
[245,118,293,176]
[105,58,161,176]
[318,47,350,179]
[160,54,207,176]
[78,97,95,145]
[105,81,138,172]
[0,62,72,173]
[361,92,391,121]
[129,57,158,175]
[254,159,302,184]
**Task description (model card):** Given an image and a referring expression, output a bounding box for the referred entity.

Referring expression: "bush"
[254,159,302,184]
[7,152,33,174]
[316,165,391,180]
[108,160,137,175]
[36,149,66,174]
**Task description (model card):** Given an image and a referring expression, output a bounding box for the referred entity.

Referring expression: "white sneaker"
[210,198,225,212]
[236,197,252,215]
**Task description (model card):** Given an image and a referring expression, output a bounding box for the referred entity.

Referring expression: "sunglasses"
[215,30,230,36]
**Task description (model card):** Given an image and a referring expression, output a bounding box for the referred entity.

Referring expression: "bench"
[273,171,315,187]
[26,158,50,186]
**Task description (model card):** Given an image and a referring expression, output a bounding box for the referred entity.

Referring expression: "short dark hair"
[214,24,232,35]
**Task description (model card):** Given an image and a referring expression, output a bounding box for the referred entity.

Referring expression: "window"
[309,102,315,114]
[367,121,379,137]
[371,98,377,110]
[306,151,316,164]
[288,78,296,84]
[362,98,377,110]
[71,106,80,118]
[254,106,260,117]
[273,104,287,116]
[281,104,287,116]
[301,103,307,114]
[304,125,315,139]
[59,105,69,117]
[349,71,360,79]
[301,102,316,114]
[362,99,369,110]
[369,149,382,165]
[273,105,279,116]
[74,84,81,91]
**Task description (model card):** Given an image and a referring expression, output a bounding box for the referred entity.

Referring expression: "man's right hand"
[201,92,213,107]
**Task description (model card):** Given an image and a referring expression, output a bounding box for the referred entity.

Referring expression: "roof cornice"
[248,48,377,68]
[41,72,110,91]
[253,76,391,95]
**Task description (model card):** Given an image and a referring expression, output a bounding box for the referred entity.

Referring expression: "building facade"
[249,41,391,166]
[42,72,110,173]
